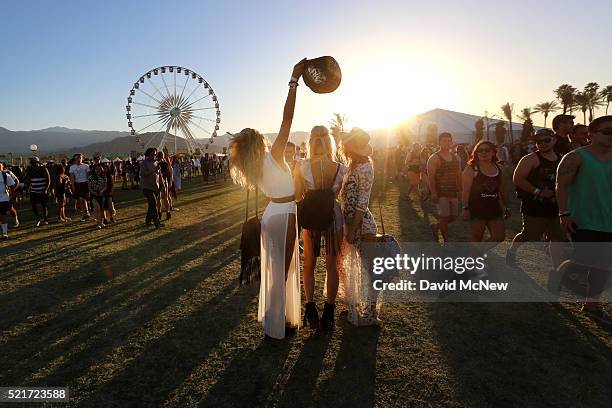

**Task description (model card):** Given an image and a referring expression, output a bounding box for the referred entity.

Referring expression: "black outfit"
[143,189,160,225]
[467,163,503,220]
[517,151,560,217]
[553,134,572,155]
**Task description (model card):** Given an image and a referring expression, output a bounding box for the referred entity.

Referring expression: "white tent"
[101,158,111,163]
[396,108,542,145]
[114,157,122,162]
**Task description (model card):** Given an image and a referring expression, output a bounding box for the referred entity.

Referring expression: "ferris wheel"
[126,66,220,154]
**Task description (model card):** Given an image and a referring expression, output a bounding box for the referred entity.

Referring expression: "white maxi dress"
[257,152,301,339]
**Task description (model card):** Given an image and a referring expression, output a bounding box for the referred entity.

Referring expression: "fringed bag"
[239,188,261,285]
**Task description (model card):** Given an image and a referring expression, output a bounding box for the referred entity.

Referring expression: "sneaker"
[1,234,8,240]
[42,220,49,225]
[97,224,103,229]
[505,249,518,268]
[35,220,41,227]
[14,220,19,228]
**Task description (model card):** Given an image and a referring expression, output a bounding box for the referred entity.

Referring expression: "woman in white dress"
[294,126,347,331]
[229,59,306,339]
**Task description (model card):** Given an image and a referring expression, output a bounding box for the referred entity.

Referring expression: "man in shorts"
[27,157,51,227]
[554,115,612,324]
[427,132,462,243]
[69,153,90,220]
[506,128,565,268]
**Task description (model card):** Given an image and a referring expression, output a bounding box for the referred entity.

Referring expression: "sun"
[334,60,455,130]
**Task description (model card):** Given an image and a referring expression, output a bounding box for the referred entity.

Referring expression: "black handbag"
[239,188,261,285]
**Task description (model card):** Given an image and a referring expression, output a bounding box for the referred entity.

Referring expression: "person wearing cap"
[552,114,575,155]
[339,127,382,326]
[27,157,51,227]
[427,132,462,243]
[69,153,91,221]
[506,128,565,269]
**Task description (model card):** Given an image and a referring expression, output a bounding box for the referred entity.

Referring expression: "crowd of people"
[0,151,230,237]
[229,59,611,341]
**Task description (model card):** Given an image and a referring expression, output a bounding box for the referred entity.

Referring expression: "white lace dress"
[257,152,301,339]
[339,161,381,326]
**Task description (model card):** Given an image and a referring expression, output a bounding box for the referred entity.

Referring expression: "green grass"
[0,174,610,407]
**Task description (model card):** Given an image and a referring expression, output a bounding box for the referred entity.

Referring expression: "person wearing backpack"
[229,58,306,340]
[294,125,348,331]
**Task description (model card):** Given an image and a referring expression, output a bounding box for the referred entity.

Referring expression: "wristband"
[559,211,571,217]
[290,76,298,83]
[288,82,298,89]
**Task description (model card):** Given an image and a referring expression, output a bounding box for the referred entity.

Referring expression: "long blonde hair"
[229,128,268,188]
[307,125,336,160]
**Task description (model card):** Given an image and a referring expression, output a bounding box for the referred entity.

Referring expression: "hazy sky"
[1,0,610,134]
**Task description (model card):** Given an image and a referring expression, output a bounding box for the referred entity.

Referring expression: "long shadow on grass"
[1,218,243,386]
[426,301,612,407]
[0,204,244,335]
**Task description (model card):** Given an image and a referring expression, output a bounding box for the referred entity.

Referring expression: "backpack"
[298,161,340,232]
[239,188,261,285]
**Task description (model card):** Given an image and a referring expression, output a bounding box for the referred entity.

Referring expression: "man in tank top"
[427,132,462,243]
[506,128,565,269]
[554,115,612,324]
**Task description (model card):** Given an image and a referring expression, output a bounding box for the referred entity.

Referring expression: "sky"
[1,0,611,135]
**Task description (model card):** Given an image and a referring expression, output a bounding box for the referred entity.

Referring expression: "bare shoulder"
[557,151,582,175]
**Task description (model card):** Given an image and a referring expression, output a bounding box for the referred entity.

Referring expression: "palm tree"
[554,84,576,114]
[584,82,604,123]
[500,102,514,144]
[574,92,588,124]
[329,112,348,144]
[532,101,559,127]
[601,85,612,115]
[518,107,534,143]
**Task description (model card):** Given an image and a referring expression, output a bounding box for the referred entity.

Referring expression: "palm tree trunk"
[606,102,609,116]
[543,113,547,128]
[583,110,586,124]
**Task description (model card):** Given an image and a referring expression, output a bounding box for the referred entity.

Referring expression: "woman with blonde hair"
[229,59,306,339]
[339,127,381,326]
[294,125,347,331]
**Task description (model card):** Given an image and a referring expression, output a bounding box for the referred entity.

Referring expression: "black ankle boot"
[321,302,336,332]
[303,302,320,330]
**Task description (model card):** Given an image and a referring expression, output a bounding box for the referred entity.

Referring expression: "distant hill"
[0,127,130,155]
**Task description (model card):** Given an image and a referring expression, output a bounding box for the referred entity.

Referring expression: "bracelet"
[559,211,571,217]
[290,76,298,83]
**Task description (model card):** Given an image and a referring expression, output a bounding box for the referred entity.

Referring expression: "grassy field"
[0,173,610,407]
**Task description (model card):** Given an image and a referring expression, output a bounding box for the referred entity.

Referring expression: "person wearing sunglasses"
[553,115,612,324]
[462,141,510,253]
[506,128,565,269]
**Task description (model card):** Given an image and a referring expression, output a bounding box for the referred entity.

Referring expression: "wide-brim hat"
[342,127,373,157]
[303,56,342,94]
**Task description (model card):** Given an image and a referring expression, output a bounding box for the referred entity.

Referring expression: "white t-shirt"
[70,163,90,183]
[1,171,16,202]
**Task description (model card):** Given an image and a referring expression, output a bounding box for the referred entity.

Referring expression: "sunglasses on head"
[536,137,554,144]
[477,148,493,153]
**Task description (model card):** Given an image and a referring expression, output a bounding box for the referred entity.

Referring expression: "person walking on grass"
[506,128,566,269]
[553,115,612,324]
[403,143,421,200]
[461,141,511,251]
[427,132,462,243]
[3,163,21,228]
[55,166,71,222]
[156,150,172,221]
[88,164,107,229]
[28,157,51,227]
[139,148,164,228]
[69,153,91,221]
[0,161,16,239]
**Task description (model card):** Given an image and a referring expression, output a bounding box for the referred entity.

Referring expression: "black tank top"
[519,151,560,217]
[468,163,503,219]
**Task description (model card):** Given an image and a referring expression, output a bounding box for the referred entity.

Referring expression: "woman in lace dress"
[339,128,381,326]
[229,59,306,339]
